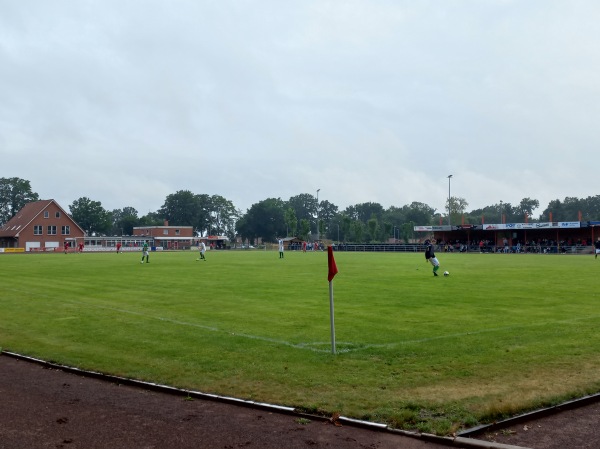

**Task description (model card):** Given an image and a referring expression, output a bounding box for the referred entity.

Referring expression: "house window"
[175,229,180,235]
[163,229,168,235]
[34,225,43,235]
[47,225,57,235]
[61,225,70,235]
[44,211,49,218]
[55,211,61,218]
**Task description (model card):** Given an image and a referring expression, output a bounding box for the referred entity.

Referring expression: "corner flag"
[327,246,338,282]
[327,246,338,354]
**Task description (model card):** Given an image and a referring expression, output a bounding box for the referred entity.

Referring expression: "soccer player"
[141,240,150,264]
[278,238,284,259]
[424,239,441,276]
[595,237,600,259]
[197,241,207,261]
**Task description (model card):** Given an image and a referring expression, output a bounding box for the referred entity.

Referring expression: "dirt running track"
[0,355,455,449]
[2,353,599,449]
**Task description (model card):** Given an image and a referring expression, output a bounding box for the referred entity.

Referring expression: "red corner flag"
[327,246,338,282]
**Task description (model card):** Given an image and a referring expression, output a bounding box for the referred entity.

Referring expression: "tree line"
[2,177,600,244]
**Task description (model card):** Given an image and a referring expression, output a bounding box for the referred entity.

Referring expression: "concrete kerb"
[1,350,531,449]
[458,392,600,439]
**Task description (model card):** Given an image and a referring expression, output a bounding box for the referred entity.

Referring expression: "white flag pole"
[329,280,336,355]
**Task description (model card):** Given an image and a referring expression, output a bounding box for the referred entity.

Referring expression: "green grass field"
[1,249,600,434]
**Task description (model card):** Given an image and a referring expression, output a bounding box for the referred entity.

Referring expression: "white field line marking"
[7,288,600,354]
[352,316,600,351]
[69,300,337,354]
[5,289,335,353]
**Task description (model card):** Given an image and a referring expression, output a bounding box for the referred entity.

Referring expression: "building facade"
[133,221,194,249]
[0,199,86,251]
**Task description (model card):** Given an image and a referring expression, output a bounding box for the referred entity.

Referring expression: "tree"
[208,195,239,241]
[581,195,600,221]
[367,217,378,242]
[446,196,469,225]
[325,213,346,242]
[287,193,318,233]
[0,177,39,225]
[287,194,317,222]
[540,199,562,222]
[468,203,506,224]
[299,219,311,241]
[515,197,540,221]
[158,191,238,238]
[111,207,139,235]
[401,222,415,243]
[561,197,585,221]
[236,198,286,242]
[234,215,251,244]
[501,202,518,223]
[351,220,365,242]
[70,197,112,235]
[193,194,213,236]
[540,197,583,222]
[318,200,339,223]
[341,215,352,242]
[284,208,297,237]
[159,190,200,228]
[383,222,393,241]
[402,202,436,226]
[382,206,406,237]
[138,211,163,226]
[344,202,384,222]
[381,202,436,236]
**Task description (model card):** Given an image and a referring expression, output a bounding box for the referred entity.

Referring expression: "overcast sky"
[2,1,599,218]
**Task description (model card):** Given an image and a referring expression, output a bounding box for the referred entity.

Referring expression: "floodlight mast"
[447,175,453,227]
[316,189,320,241]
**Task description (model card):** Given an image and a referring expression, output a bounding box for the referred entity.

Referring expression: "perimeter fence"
[333,243,593,254]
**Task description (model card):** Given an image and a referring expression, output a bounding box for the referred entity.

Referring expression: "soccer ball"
[443,271,449,276]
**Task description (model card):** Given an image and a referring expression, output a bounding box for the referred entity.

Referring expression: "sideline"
[1,350,530,449]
